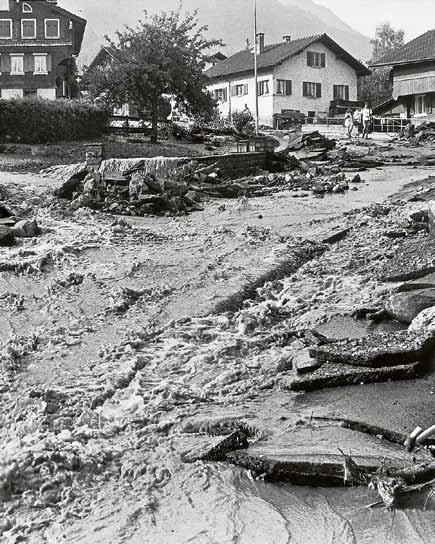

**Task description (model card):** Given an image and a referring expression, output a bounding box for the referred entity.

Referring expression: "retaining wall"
[90,142,268,180]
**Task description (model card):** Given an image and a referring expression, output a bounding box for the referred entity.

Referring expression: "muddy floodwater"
[1,156,435,543]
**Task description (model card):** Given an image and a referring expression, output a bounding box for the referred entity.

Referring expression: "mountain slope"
[62,0,372,66]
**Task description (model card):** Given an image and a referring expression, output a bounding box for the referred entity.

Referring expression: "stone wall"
[194,152,268,178]
[87,143,269,181]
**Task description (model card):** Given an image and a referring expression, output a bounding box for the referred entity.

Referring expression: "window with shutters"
[303,82,321,98]
[307,51,326,68]
[257,80,269,96]
[11,54,24,75]
[45,19,60,39]
[33,54,48,75]
[276,79,292,95]
[214,88,228,102]
[333,85,349,101]
[0,19,12,39]
[231,84,248,97]
[21,19,36,39]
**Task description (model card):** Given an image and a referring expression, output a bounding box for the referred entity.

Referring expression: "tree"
[84,6,221,143]
[359,23,405,105]
[371,23,405,62]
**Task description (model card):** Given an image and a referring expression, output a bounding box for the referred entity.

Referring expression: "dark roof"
[86,47,117,72]
[51,3,87,55]
[205,33,370,79]
[372,29,435,67]
[211,52,227,61]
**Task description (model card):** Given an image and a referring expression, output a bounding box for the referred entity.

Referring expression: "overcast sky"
[316,0,434,40]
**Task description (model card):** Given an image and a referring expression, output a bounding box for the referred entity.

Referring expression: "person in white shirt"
[362,103,373,139]
[353,108,362,137]
[344,109,354,139]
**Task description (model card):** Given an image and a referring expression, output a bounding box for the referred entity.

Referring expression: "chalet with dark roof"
[205,33,370,126]
[372,30,435,120]
[0,0,86,99]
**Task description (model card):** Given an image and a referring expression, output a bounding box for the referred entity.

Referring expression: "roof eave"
[371,57,435,68]
[205,65,274,81]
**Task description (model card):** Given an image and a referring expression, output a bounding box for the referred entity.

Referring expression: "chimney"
[283,35,292,42]
[256,33,265,55]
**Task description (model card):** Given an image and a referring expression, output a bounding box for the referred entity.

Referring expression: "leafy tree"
[359,23,405,105]
[371,23,405,62]
[83,6,221,142]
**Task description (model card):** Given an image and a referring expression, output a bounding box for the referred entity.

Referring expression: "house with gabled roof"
[0,0,86,99]
[205,33,370,127]
[371,29,435,121]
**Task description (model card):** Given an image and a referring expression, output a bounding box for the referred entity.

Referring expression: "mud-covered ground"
[1,139,435,543]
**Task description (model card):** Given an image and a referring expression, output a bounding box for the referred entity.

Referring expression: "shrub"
[232,110,255,135]
[0,97,110,144]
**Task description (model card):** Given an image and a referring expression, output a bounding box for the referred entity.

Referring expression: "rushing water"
[2,165,435,543]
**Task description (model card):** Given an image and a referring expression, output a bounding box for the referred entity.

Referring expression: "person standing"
[362,103,373,139]
[344,109,354,139]
[353,108,362,137]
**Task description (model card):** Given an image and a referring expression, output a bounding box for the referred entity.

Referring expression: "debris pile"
[413,121,435,142]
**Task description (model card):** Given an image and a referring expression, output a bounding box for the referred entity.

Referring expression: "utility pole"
[253,0,259,136]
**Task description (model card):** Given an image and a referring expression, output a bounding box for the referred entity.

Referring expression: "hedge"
[0,97,110,144]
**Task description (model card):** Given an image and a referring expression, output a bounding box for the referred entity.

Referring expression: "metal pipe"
[253,0,259,136]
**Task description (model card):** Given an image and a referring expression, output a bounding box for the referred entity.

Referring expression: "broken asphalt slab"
[398,272,435,292]
[377,237,435,282]
[288,360,423,392]
[181,431,249,463]
[308,330,435,368]
[225,425,429,487]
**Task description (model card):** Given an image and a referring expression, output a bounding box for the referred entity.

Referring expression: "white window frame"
[234,84,244,97]
[21,18,37,39]
[22,3,33,14]
[305,82,317,98]
[10,54,24,76]
[33,53,48,75]
[258,80,270,96]
[308,51,325,68]
[333,85,349,101]
[214,88,227,102]
[414,94,427,117]
[45,19,60,39]
[0,19,13,40]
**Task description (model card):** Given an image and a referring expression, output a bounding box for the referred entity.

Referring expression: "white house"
[205,33,370,126]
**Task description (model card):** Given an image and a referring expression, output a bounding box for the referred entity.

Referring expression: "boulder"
[309,330,435,368]
[0,225,15,246]
[129,171,151,200]
[293,350,323,375]
[12,219,40,238]
[351,174,362,183]
[409,306,435,333]
[54,169,87,200]
[385,288,435,323]
[0,204,11,218]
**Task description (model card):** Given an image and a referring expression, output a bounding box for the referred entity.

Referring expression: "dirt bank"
[1,140,435,542]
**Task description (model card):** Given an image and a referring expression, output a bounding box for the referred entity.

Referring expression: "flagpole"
[253,0,259,136]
